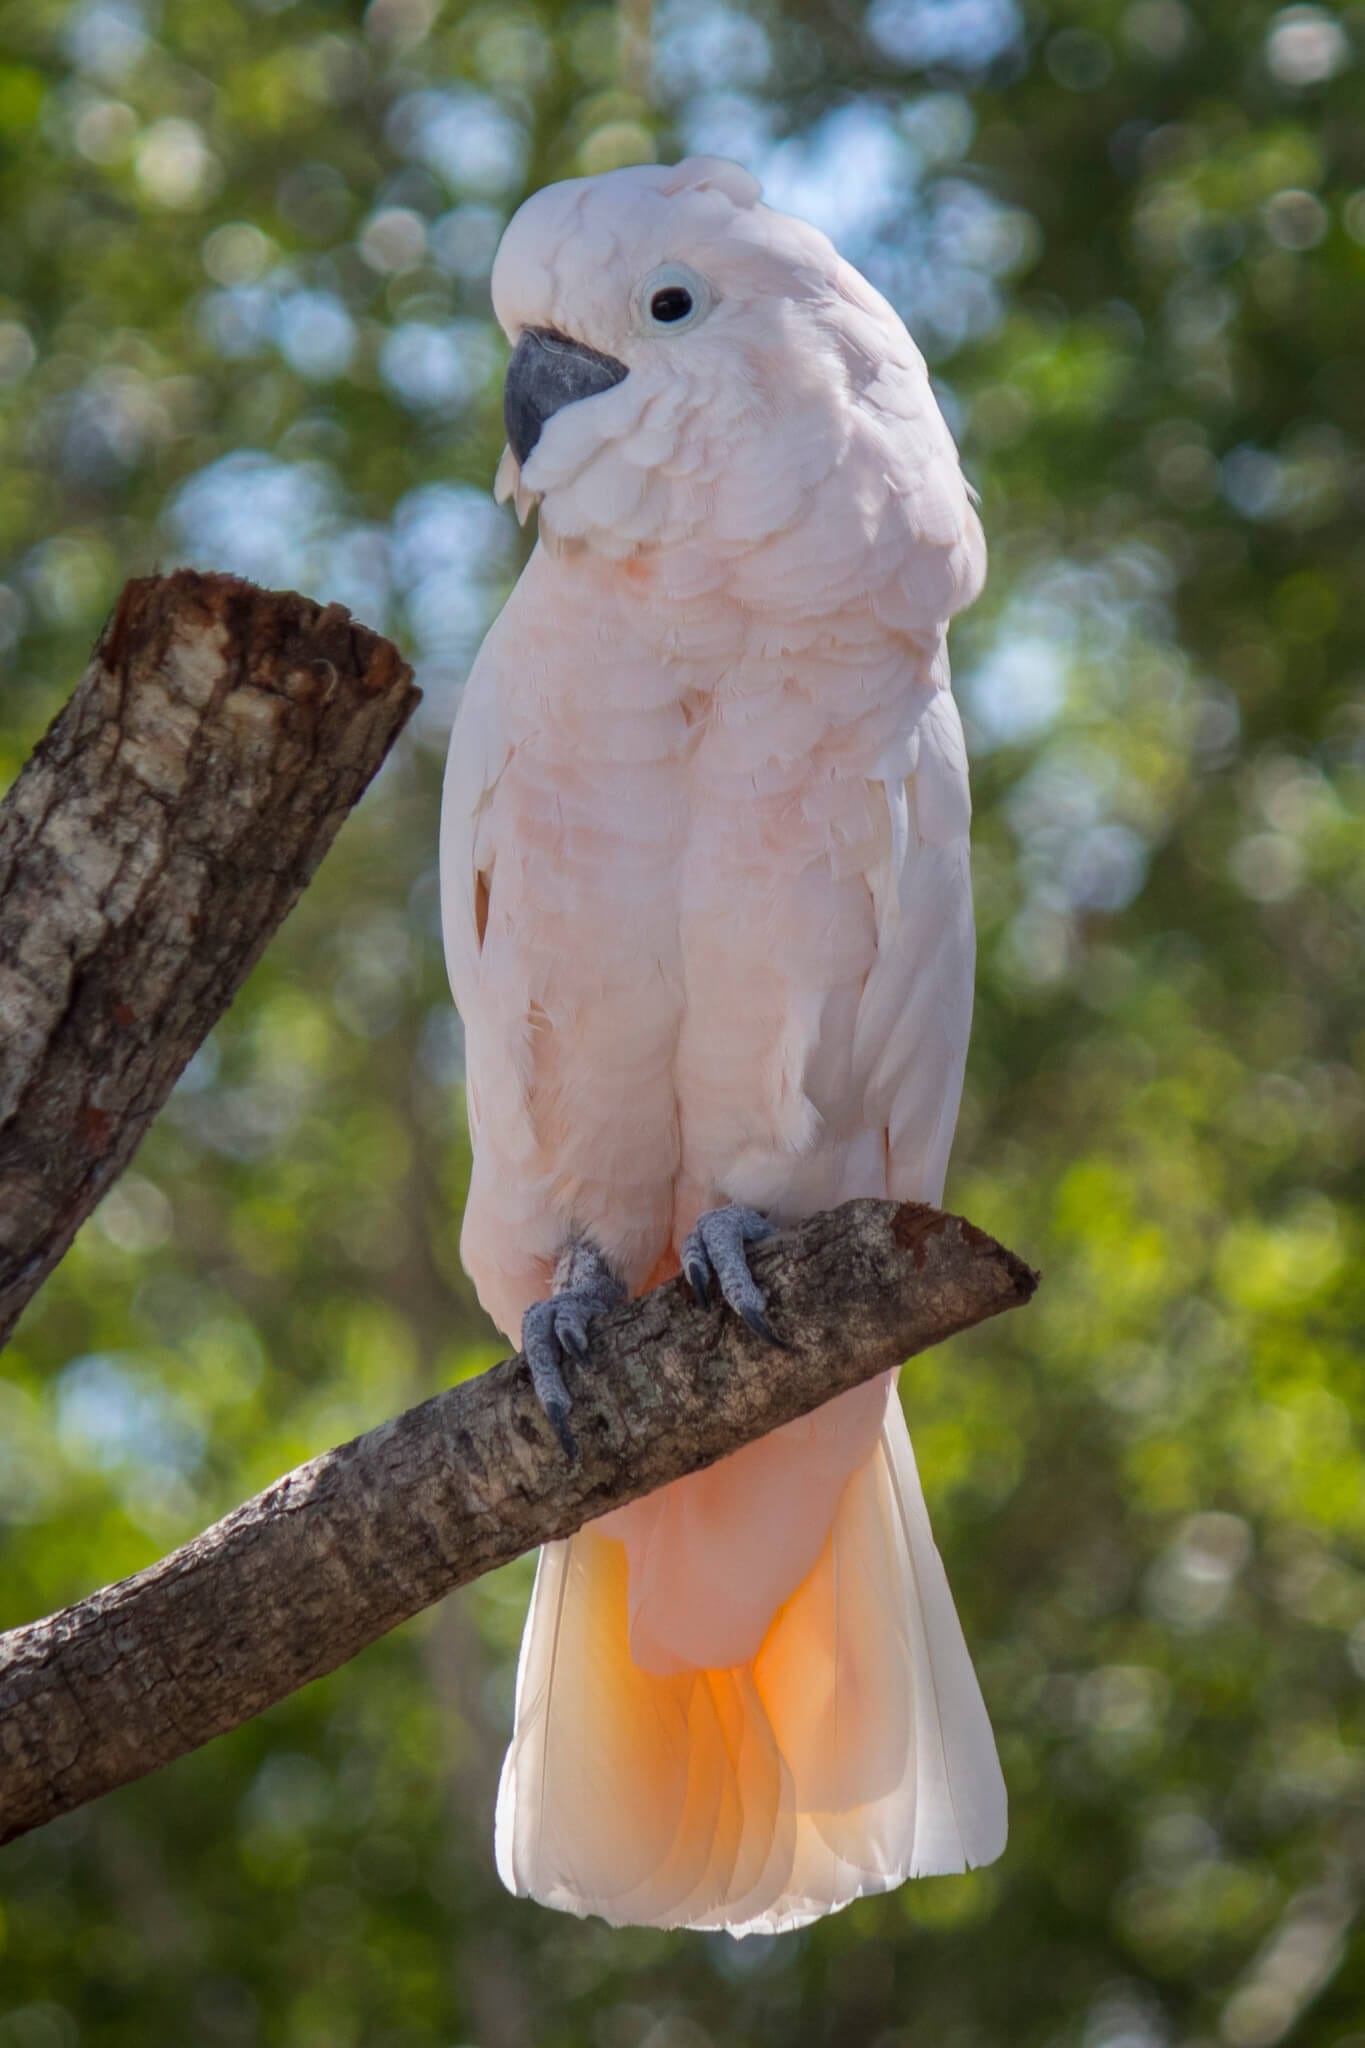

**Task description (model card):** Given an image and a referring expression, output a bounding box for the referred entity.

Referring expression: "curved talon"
[520,1243,624,1460]
[740,1301,788,1350]
[681,1204,782,1345]
[522,1298,579,1456]
[683,1250,713,1308]
[543,1393,578,1462]
[559,1313,591,1362]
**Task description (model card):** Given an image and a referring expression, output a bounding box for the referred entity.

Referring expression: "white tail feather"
[495,1397,1005,1931]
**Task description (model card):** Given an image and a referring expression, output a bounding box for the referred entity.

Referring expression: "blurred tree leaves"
[1,0,1363,2043]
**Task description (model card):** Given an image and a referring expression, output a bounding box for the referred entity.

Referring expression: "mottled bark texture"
[0,1198,1036,1845]
[0,570,420,1342]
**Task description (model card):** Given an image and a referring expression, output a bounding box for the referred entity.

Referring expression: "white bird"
[440,155,1005,1933]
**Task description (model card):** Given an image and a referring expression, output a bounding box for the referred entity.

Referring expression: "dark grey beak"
[503,327,629,466]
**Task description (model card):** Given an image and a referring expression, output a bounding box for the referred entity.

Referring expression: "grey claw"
[545,1398,579,1462]
[683,1252,712,1307]
[523,1300,575,1449]
[559,1313,590,1361]
[520,1243,624,1459]
[529,1350,579,1458]
[740,1302,787,1349]
[683,1205,782,1344]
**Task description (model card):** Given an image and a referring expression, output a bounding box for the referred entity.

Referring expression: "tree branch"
[0,569,420,1343]
[0,1199,1035,1846]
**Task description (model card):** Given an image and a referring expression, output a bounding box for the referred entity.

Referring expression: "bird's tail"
[494,1397,1006,1933]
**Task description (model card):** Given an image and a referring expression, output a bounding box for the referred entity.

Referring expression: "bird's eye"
[634,263,713,335]
[650,285,693,323]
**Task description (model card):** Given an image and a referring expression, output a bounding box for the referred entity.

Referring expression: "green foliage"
[1,0,1362,2042]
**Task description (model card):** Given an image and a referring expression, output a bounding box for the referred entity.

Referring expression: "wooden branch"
[0,1198,1036,1846]
[0,570,420,1343]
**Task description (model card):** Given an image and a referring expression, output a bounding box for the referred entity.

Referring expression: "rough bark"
[0,1198,1036,1846]
[0,570,420,1342]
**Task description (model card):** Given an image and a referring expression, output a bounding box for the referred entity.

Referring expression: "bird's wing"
[853,673,976,1208]
[438,608,520,1151]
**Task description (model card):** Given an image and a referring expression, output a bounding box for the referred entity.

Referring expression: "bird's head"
[487,156,985,625]
[488,156,864,557]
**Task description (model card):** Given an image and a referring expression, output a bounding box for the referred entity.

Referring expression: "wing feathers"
[856,689,975,1209]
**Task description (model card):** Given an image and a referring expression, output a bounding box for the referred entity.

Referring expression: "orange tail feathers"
[495,1401,1006,1933]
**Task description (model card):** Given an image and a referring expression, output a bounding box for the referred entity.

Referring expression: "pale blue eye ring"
[634,263,714,335]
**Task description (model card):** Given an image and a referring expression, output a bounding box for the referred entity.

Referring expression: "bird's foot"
[521,1238,626,1459]
[681,1204,785,1346]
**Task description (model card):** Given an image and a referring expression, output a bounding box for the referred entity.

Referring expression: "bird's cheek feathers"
[510,356,716,547]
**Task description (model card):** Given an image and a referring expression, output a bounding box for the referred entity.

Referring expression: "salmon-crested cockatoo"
[440,155,1005,1934]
